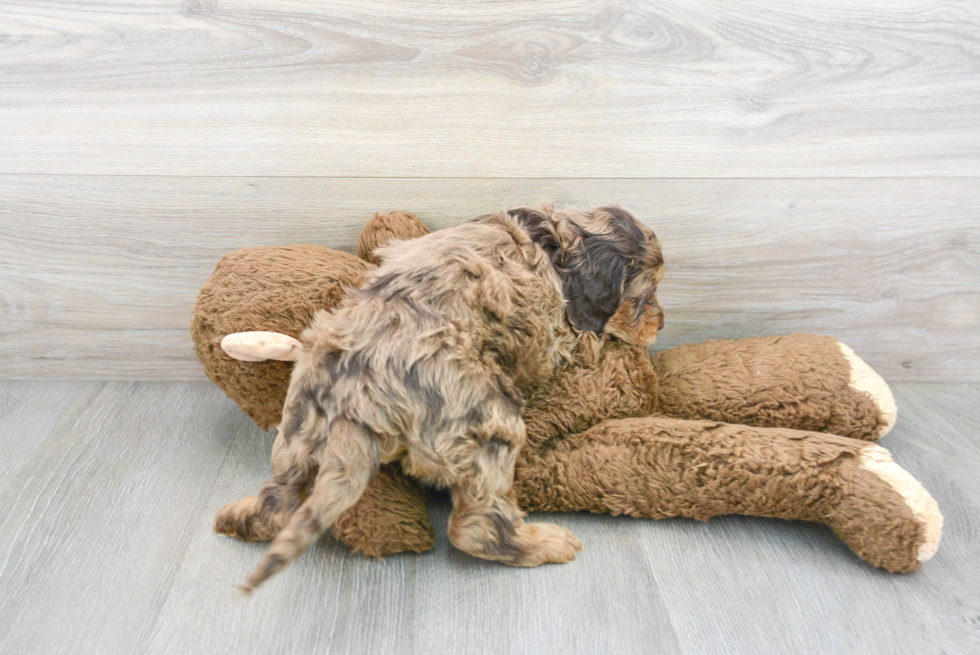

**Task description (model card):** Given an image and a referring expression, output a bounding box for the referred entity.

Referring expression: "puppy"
[214,205,664,592]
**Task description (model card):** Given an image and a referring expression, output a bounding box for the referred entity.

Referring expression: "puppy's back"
[289,215,574,442]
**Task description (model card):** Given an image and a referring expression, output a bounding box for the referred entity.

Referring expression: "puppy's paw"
[512,522,583,567]
[214,496,270,542]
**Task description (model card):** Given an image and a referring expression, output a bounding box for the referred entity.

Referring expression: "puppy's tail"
[242,419,380,593]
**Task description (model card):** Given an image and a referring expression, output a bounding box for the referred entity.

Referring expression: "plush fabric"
[515,416,923,573]
[192,245,372,431]
[652,334,885,441]
[191,212,941,572]
[192,244,436,556]
[357,211,430,265]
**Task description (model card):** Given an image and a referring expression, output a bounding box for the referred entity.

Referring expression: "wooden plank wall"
[1,1,978,381]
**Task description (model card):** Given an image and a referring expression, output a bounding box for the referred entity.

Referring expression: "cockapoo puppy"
[214,205,665,592]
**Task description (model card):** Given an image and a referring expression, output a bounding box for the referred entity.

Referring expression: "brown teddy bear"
[192,210,941,573]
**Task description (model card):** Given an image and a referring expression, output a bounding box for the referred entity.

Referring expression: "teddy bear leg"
[330,464,437,557]
[837,341,897,436]
[652,334,896,441]
[514,416,941,572]
[824,443,942,571]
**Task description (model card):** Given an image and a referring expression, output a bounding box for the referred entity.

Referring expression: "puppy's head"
[510,205,664,347]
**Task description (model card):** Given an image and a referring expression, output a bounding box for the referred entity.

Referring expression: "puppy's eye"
[631,291,656,323]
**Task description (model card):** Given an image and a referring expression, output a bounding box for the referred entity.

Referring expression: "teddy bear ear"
[221,332,304,362]
[358,211,430,265]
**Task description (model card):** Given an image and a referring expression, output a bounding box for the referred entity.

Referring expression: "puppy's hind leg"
[243,419,382,592]
[214,428,306,542]
[447,415,583,567]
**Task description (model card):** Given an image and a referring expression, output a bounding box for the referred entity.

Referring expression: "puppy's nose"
[658,312,665,331]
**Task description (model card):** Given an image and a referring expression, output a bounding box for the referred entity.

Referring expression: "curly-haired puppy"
[214,205,665,592]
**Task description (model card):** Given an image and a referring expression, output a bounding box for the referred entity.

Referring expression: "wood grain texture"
[650,383,980,654]
[1,175,977,381]
[1,0,978,177]
[146,409,682,655]
[0,381,976,654]
[0,381,241,654]
[0,381,102,495]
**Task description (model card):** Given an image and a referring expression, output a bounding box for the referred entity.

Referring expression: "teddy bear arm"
[651,334,896,441]
[513,415,940,572]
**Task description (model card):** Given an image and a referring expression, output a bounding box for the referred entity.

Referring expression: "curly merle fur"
[213,205,664,592]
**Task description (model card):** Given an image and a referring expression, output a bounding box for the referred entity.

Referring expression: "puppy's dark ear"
[559,233,632,334]
[509,207,561,262]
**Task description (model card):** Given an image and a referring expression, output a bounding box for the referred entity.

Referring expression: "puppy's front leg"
[446,415,582,567]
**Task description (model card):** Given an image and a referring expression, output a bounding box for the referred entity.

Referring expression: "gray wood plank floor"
[0,380,976,654]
